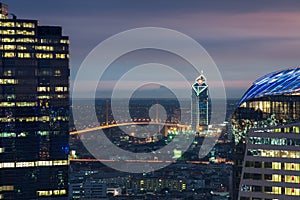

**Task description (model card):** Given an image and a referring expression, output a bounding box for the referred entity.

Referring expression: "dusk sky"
[5,0,300,98]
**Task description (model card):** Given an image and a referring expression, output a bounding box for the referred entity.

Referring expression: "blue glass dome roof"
[239,67,300,106]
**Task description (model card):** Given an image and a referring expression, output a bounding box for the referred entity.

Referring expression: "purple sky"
[4,0,300,98]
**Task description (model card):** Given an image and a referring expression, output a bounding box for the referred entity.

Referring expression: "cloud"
[5,0,300,98]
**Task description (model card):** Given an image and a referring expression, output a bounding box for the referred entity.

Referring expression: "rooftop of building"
[238,66,300,106]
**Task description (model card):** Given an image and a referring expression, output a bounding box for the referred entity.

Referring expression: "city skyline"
[1,1,300,200]
[3,0,300,98]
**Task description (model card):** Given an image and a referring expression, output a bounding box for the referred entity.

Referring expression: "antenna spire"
[9,13,17,19]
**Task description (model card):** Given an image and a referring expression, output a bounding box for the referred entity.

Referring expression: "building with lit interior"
[0,2,69,199]
[191,73,210,131]
[231,67,300,200]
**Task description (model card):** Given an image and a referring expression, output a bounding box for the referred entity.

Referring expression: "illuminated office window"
[285,163,300,171]
[2,118,16,123]
[16,102,36,107]
[23,22,35,28]
[271,186,282,194]
[285,188,300,196]
[0,132,16,138]
[16,30,34,35]
[18,53,31,58]
[17,45,27,50]
[272,174,281,182]
[60,39,69,44]
[293,126,300,133]
[16,162,35,168]
[55,53,67,59]
[53,190,60,195]
[37,190,52,196]
[0,29,15,34]
[53,160,68,166]
[4,45,15,50]
[57,94,67,99]
[36,161,52,166]
[281,150,300,158]
[0,102,15,107]
[35,45,54,51]
[55,87,63,92]
[262,150,280,157]
[3,52,15,58]
[0,79,18,84]
[15,22,22,27]
[2,37,15,42]
[0,13,5,19]
[55,86,67,92]
[16,38,35,43]
[17,132,27,137]
[285,175,300,183]
[272,162,281,170]
[36,53,53,59]
[55,116,69,121]
[40,39,51,44]
[0,186,14,191]
[52,189,67,195]
[37,87,50,92]
[37,131,49,136]
[25,117,35,122]
[0,162,15,168]
[0,21,14,27]
[249,149,300,158]
[59,189,67,195]
[39,116,50,122]
[54,70,61,76]
[37,95,50,99]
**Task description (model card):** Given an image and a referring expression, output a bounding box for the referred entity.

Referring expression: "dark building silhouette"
[0,2,69,199]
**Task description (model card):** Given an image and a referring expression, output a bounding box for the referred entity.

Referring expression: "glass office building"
[0,3,69,199]
[231,67,300,200]
[239,123,300,200]
[191,74,210,131]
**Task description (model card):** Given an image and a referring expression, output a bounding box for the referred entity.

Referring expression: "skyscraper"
[231,67,300,200]
[191,73,210,131]
[0,3,69,199]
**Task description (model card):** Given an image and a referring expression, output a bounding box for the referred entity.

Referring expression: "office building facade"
[191,73,210,131]
[0,3,69,199]
[231,67,300,199]
[239,123,300,199]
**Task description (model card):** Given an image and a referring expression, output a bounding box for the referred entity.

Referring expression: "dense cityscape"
[1,1,300,200]
[69,98,235,199]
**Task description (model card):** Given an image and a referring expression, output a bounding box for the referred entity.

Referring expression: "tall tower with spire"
[191,72,210,131]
